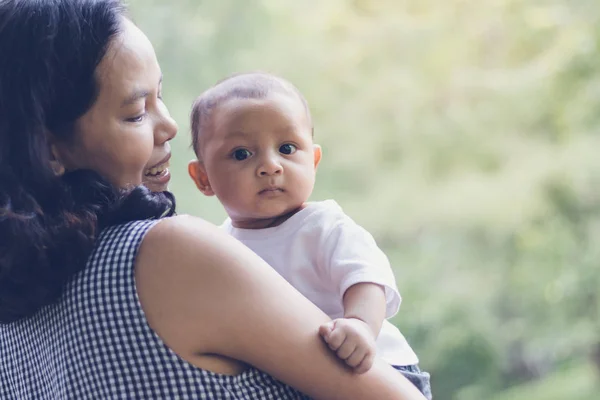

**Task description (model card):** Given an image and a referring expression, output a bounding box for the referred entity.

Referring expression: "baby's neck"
[231,205,305,230]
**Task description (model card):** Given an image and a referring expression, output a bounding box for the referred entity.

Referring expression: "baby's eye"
[279,144,297,155]
[232,149,252,161]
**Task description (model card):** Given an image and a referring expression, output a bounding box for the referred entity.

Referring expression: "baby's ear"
[188,160,215,196]
[313,144,322,169]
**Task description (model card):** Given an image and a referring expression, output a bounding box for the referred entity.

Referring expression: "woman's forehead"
[95,18,161,100]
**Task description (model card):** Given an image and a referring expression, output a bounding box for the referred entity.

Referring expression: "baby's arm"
[319,282,386,374]
[316,204,402,374]
[344,282,387,336]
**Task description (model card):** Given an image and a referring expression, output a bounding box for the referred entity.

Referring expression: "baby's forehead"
[212,92,310,130]
[192,75,313,158]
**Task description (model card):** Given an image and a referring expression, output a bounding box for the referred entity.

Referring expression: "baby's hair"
[190,72,312,158]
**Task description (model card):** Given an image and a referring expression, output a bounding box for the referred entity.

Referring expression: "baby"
[188,72,432,399]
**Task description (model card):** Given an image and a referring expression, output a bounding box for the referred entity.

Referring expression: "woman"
[0,1,426,399]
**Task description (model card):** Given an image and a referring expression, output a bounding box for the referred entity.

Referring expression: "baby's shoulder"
[302,200,357,234]
[305,199,346,217]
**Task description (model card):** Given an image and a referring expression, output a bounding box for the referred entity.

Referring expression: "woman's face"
[54,18,177,192]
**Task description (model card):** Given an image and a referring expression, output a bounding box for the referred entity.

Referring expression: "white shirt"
[221,200,419,366]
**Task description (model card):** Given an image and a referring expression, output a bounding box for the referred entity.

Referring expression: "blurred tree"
[128,0,600,398]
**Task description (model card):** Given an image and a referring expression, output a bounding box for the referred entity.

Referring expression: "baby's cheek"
[224,182,248,204]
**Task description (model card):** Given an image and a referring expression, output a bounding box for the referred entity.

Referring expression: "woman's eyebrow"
[122,75,163,107]
[121,89,149,107]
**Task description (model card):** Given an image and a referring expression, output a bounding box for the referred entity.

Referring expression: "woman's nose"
[155,102,178,144]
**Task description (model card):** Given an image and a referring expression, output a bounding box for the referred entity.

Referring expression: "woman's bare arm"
[135,215,426,400]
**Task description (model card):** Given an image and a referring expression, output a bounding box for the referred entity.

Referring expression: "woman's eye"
[126,113,146,123]
[279,144,297,155]
[232,149,252,161]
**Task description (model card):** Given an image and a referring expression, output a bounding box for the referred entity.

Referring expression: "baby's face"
[199,92,320,225]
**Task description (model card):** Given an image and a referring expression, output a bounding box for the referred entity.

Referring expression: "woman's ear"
[48,142,66,177]
[188,159,215,196]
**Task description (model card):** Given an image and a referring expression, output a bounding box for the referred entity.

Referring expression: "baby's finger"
[318,322,334,342]
[345,346,367,369]
[336,339,356,360]
[326,326,346,351]
[354,351,375,374]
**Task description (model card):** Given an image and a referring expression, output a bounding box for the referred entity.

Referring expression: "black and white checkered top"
[0,219,309,399]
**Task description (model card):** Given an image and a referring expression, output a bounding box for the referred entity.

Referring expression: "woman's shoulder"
[98,215,213,249]
[145,213,208,234]
[135,214,245,286]
[140,214,233,257]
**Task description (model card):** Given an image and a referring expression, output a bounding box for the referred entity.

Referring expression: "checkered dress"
[0,220,310,399]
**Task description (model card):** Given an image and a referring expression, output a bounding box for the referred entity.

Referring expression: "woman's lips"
[143,155,171,189]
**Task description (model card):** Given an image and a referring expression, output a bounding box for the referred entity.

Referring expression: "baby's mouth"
[259,187,284,194]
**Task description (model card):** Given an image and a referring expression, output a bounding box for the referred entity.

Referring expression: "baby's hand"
[319,317,376,374]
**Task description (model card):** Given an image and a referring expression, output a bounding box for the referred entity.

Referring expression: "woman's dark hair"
[0,0,175,324]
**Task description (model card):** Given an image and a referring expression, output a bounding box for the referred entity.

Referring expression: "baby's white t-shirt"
[221,200,419,366]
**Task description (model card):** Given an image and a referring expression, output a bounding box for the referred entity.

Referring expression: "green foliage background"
[128,1,600,398]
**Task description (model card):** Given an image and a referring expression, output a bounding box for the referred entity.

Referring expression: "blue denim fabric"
[393,365,432,400]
